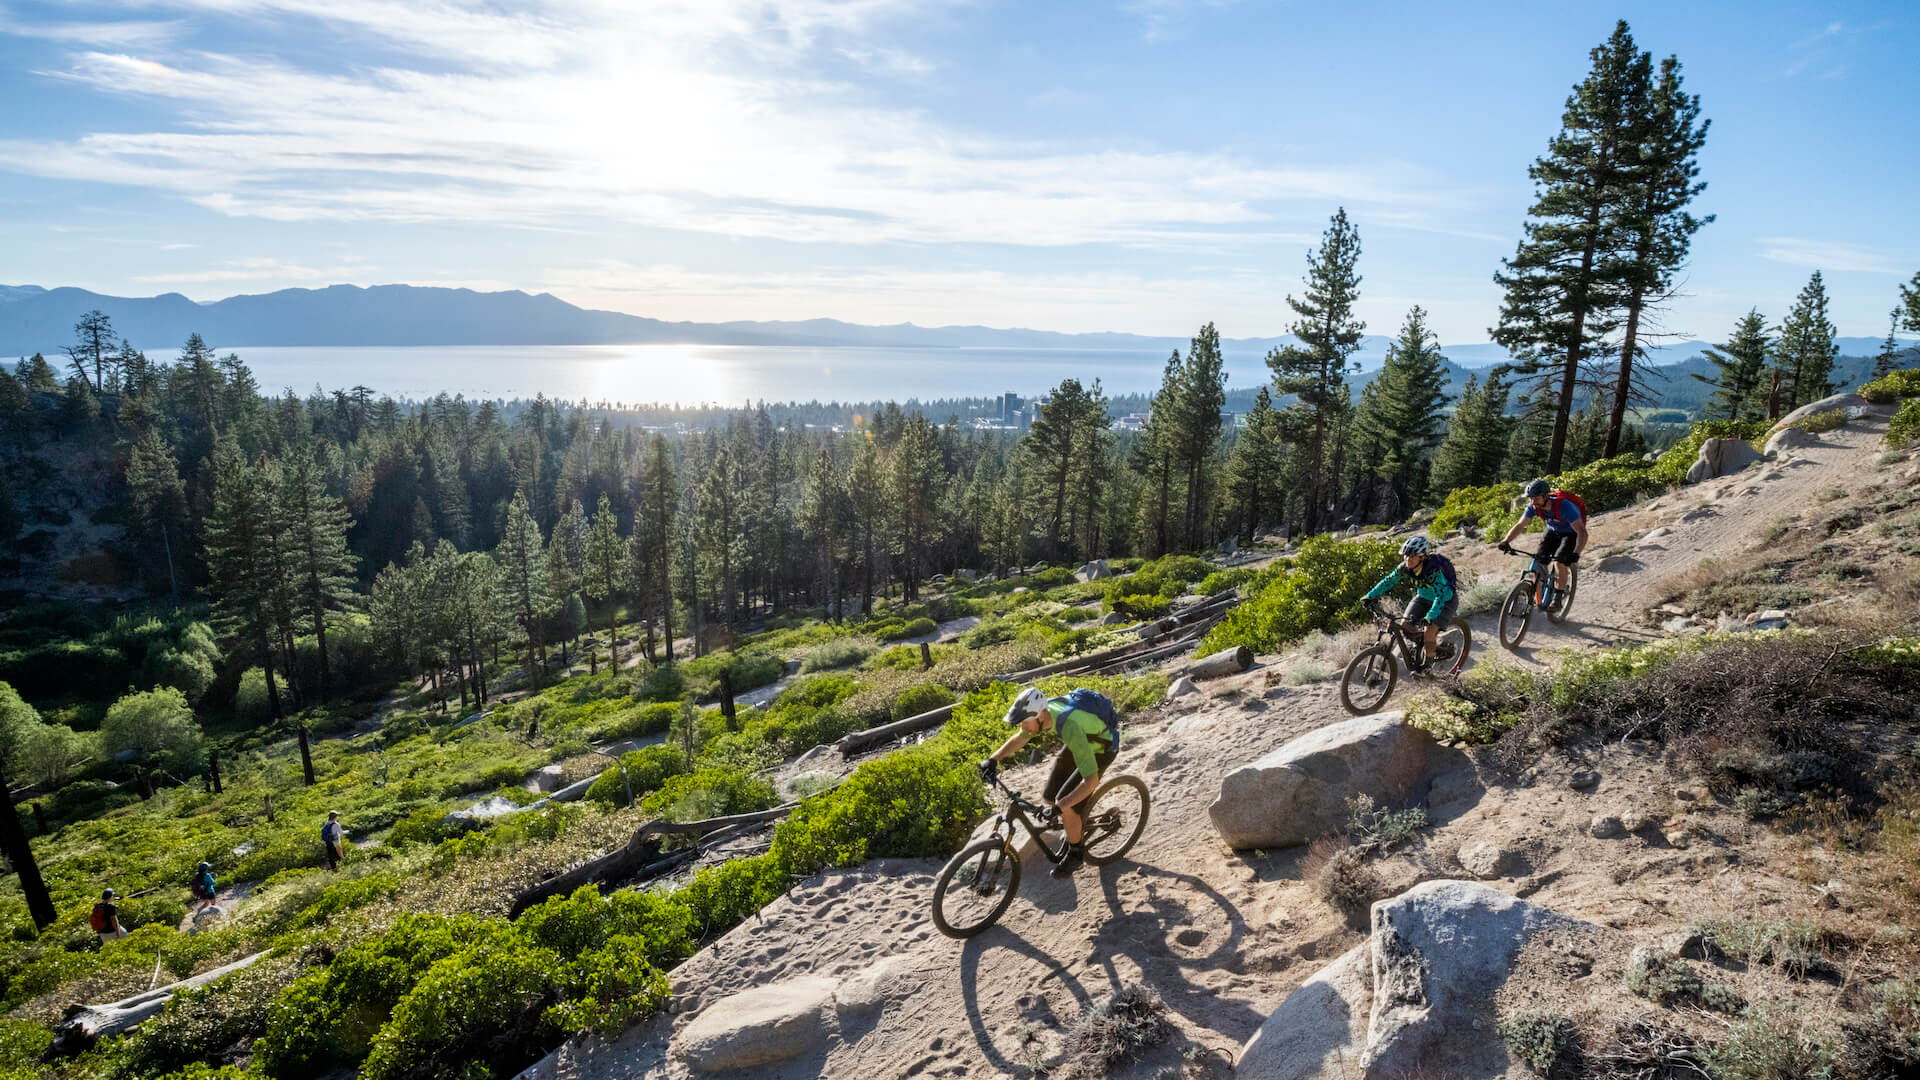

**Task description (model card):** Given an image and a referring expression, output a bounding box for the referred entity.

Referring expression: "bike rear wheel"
[1339,645,1398,715]
[1434,619,1472,677]
[1498,582,1534,650]
[1081,775,1149,865]
[1545,566,1580,624]
[931,837,1022,939]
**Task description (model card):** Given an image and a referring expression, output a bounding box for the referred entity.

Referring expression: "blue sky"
[1,0,1915,344]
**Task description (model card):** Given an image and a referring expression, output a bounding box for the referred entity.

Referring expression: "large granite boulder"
[1684,436,1763,484]
[1075,559,1111,582]
[676,975,838,1073]
[1208,712,1435,850]
[1764,425,1819,456]
[1236,881,1598,1079]
[1773,392,1868,434]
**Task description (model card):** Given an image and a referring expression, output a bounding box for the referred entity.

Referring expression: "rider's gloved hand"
[1498,542,1514,554]
[978,758,998,784]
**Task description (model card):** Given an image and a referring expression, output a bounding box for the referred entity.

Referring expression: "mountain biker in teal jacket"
[980,687,1118,879]
[1364,536,1457,667]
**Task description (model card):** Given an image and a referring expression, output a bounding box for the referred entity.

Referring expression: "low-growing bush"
[638,767,777,824]
[1197,567,1257,596]
[583,743,690,807]
[800,638,877,672]
[1303,836,1379,928]
[1430,482,1522,538]
[1860,368,1920,404]
[632,662,685,703]
[891,683,955,720]
[1705,1008,1837,1080]
[286,871,402,931]
[1103,572,1177,619]
[1787,408,1848,434]
[583,701,678,742]
[875,617,938,642]
[1061,984,1171,1075]
[128,954,301,1077]
[1889,397,1920,449]
[1199,536,1399,656]
[1498,1010,1577,1077]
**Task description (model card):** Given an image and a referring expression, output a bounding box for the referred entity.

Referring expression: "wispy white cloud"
[1757,236,1904,275]
[0,11,181,48]
[1123,0,1239,43]
[135,255,372,283]
[1,1,1443,250]
[1792,20,1844,49]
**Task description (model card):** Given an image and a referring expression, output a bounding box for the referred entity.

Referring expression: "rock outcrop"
[676,975,839,1073]
[1237,881,1597,1078]
[1764,425,1819,456]
[1208,712,1434,850]
[1684,436,1763,484]
[1772,392,1868,434]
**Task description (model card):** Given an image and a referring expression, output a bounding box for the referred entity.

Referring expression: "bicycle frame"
[1505,548,1560,609]
[984,775,1073,864]
[1364,605,1436,669]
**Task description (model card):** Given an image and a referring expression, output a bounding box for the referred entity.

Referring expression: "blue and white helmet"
[1399,536,1432,558]
[1003,687,1049,726]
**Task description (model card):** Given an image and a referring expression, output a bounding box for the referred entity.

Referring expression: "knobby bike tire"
[1435,619,1472,677]
[930,837,1021,939]
[1498,582,1534,650]
[1081,775,1149,866]
[1546,566,1580,625]
[1339,645,1398,715]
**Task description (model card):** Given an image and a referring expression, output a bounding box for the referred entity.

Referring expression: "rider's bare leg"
[1423,622,1438,661]
[1061,800,1084,844]
[1554,559,1572,593]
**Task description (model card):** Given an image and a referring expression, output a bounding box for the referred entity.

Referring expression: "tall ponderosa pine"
[1493,21,1648,473]
[639,435,676,662]
[279,449,357,696]
[496,489,553,690]
[1224,388,1284,542]
[1176,325,1226,548]
[1695,310,1771,420]
[1771,271,1839,412]
[891,415,945,599]
[1028,379,1101,558]
[583,494,629,670]
[1603,51,1712,457]
[66,310,117,393]
[1429,372,1514,494]
[1872,308,1904,381]
[1353,306,1452,512]
[202,443,285,723]
[1133,352,1186,556]
[1269,209,1365,534]
[125,429,189,597]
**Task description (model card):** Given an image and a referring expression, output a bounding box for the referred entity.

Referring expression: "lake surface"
[208,344,1279,405]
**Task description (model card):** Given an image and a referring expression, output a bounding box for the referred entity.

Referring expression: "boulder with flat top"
[676,975,838,1073]
[1772,392,1868,434]
[1208,712,1434,850]
[1685,437,1764,485]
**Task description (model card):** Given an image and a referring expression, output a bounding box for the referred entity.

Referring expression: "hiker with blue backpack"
[979,687,1119,879]
[1364,536,1459,670]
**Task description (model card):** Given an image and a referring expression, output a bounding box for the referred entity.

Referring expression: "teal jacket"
[1364,554,1457,609]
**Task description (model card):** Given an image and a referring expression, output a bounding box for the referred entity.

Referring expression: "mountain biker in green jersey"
[979,687,1118,878]
[1363,536,1458,667]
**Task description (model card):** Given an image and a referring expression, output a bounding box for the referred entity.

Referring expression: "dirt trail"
[523,409,1895,1080]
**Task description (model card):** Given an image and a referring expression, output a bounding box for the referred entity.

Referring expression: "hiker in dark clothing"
[321,811,345,870]
[91,888,127,942]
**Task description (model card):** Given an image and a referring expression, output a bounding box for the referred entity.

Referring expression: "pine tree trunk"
[1606,294,1645,459]
[1548,223,1602,474]
[296,725,315,786]
[310,585,330,698]
[256,620,284,721]
[0,760,57,930]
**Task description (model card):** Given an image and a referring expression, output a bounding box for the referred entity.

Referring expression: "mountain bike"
[929,770,1150,939]
[1338,598,1471,715]
[1496,545,1579,650]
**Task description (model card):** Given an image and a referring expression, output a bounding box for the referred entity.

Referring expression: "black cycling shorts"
[1044,741,1118,810]
[1536,530,1579,565]
[1404,595,1459,627]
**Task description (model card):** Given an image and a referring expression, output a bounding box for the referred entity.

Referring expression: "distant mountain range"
[0,282,1900,372]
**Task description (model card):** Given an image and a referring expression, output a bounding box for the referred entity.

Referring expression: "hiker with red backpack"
[90,888,127,942]
[1497,479,1588,604]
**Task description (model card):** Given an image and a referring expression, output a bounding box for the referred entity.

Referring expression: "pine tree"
[65,310,117,393]
[1354,306,1452,511]
[126,430,190,598]
[1175,326,1226,549]
[1695,310,1771,420]
[1133,352,1186,555]
[1873,307,1903,381]
[695,446,740,632]
[1902,272,1920,333]
[583,494,630,670]
[1268,209,1365,534]
[1603,51,1711,457]
[1429,372,1514,494]
[1492,21,1648,473]
[278,449,357,695]
[802,447,850,621]
[640,435,676,662]
[17,354,58,393]
[892,416,944,598]
[202,443,286,725]
[547,499,587,659]
[1027,379,1095,558]
[1771,271,1840,411]
[1224,387,1285,541]
[496,489,553,690]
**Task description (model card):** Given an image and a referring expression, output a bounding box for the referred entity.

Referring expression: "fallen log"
[833,703,959,756]
[1185,645,1254,679]
[52,951,268,1054]
[508,802,804,917]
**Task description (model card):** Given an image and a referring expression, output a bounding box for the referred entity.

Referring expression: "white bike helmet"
[1399,536,1432,558]
[1003,687,1049,726]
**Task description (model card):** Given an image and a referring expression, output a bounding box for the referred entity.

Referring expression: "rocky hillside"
[515,403,1920,1079]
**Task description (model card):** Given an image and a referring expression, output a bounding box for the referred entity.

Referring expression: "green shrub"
[1140,554,1212,584]
[128,955,299,1077]
[1197,567,1257,596]
[233,830,329,879]
[544,934,670,1036]
[1705,1008,1836,1080]
[1103,573,1175,619]
[1860,368,1920,404]
[1045,628,1101,659]
[632,662,685,703]
[1788,408,1848,434]
[0,1019,51,1076]
[233,667,274,724]
[1021,567,1076,589]
[1498,1010,1576,1076]
[360,929,560,1080]
[1430,482,1522,538]
[583,744,690,807]
[287,871,402,930]
[958,617,1017,648]
[800,638,877,672]
[1405,691,1514,745]
[1889,398,1920,449]
[891,683,955,720]
[1200,536,1399,657]
[876,617,937,642]
[638,767,777,823]
[770,747,986,874]
[584,701,677,742]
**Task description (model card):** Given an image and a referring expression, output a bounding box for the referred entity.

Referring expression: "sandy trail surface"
[522,409,1896,1080]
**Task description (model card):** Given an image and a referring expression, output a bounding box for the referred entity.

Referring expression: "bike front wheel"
[1498,582,1534,650]
[1339,645,1398,715]
[931,837,1022,939]
[1545,566,1580,624]
[1081,775,1149,866]
[1434,619,1472,677]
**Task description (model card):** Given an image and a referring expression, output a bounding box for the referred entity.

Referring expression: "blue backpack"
[1061,688,1119,749]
